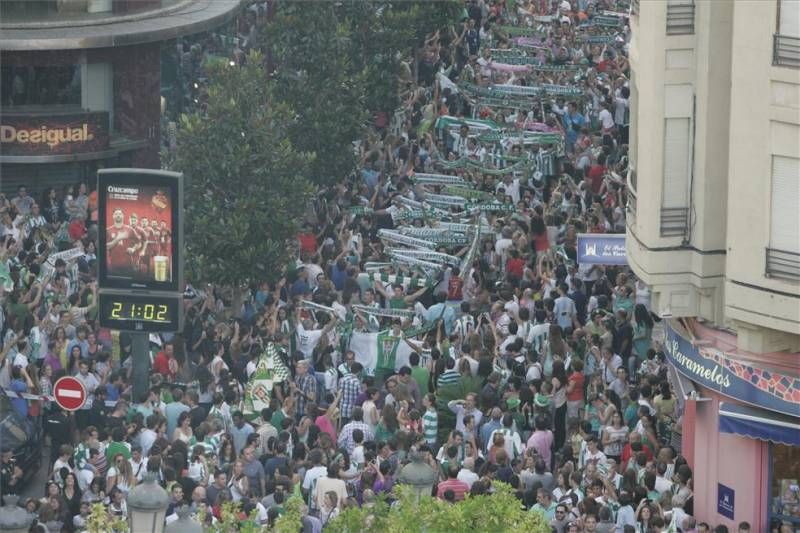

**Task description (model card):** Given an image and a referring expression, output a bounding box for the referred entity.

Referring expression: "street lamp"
[126,473,169,533]
[0,495,33,533]
[164,505,203,533]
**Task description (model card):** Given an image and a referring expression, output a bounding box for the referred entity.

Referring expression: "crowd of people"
[0,1,775,533]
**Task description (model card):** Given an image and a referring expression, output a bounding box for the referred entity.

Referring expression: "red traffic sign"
[53,376,87,411]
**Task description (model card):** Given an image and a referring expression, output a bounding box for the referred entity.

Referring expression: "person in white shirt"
[447,393,483,434]
[600,347,623,385]
[457,457,480,489]
[294,307,338,361]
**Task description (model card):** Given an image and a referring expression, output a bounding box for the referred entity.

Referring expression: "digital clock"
[99,292,182,332]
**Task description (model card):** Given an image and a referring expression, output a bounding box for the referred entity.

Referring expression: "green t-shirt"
[106,440,132,464]
[389,296,408,310]
[411,367,430,396]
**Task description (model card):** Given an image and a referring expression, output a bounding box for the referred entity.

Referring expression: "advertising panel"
[97,169,182,293]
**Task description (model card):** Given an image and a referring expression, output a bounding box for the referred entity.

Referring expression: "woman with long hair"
[61,471,82,517]
[543,324,568,378]
[106,453,135,494]
[173,411,195,445]
[551,360,569,451]
[602,411,628,464]
[228,459,250,503]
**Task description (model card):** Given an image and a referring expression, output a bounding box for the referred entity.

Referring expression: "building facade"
[0,0,242,195]
[627,0,799,530]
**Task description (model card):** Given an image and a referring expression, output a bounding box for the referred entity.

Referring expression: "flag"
[242,343,291,421]
[348,330,432,375]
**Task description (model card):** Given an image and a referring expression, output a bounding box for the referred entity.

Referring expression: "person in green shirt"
[373,281,427,310]
[409,352,431,394]
[530,488,558,521]
[105,426,132,465]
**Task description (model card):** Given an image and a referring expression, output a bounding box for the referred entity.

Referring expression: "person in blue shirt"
[424,292,456,336]
[562,102,585,153]
[66,326,90,360]
[9,365,33,418]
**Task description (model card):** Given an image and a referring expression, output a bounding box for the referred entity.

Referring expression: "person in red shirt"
[447,267,464,302]
[436,464,470,501]
[621,431,654,466]
[586,153,608,194]
[298,223,317,255]
[566,359,585,420]
[506,250,525,280]
[106,208,134,275]
[152,341,177,381]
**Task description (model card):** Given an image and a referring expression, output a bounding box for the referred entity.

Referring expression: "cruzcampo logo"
[0,124,94,148]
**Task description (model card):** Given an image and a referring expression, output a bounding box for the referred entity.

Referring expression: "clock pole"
[131,332,151,402]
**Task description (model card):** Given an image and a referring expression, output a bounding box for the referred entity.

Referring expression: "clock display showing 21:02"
[110,301,170,322]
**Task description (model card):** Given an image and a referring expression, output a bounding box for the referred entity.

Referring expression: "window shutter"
[771,156,800,253]
[662,118,690,208]
[780,0,800,37]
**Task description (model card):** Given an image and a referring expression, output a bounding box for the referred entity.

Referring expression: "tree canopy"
[168,52,315,287]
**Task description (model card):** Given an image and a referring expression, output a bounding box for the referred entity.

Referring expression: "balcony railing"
[666,1,694,35]
[765,248,800,282]
[660,207,689,237]
[774,34,800,68]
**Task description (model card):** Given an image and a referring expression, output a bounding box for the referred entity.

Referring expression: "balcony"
[765,248,800,282]
[666,1,694,35]
[773,34,800,68]
[660,207,689,237]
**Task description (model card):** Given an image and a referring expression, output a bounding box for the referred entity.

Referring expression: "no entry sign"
[53,376,87,411]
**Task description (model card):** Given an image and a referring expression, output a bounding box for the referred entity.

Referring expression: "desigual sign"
[0,112,109,155]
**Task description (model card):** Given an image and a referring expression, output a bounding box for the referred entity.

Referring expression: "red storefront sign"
[0,111,109,156]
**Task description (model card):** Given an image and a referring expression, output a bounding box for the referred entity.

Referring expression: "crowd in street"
[0,1,772,533]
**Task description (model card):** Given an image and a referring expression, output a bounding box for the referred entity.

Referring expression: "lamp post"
[126,473,169,533]
[164,505,203,533]
[0,495,34,533]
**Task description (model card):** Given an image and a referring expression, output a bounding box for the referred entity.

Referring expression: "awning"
[719,402,800,447]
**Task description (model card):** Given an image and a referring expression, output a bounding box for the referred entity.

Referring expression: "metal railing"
[765,248,800,282]
[666,1,694,35]
[660,207,689,237]
[773,34,800,68]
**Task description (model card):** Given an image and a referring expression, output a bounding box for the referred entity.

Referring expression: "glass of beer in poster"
[98,170,181,292]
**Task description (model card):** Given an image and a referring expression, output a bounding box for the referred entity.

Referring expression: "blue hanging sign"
[576,233,627,265]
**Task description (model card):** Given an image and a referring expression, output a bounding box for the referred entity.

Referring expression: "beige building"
[627,0,800,353]
[626,2,800,529]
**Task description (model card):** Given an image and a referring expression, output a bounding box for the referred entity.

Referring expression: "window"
[770,156,800,254]
[767,156,800,281]
[666,0,695,35]
[0,65,81,108]
[770,444,800,528]
[660,118,691,236]
[775,0,800,67]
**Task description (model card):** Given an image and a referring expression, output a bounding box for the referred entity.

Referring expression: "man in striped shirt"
[436,357,461,388]
[337,362,362,423]
[436,464,470,501]
[422,394,438,448]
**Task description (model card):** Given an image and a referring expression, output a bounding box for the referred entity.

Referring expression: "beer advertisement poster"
[97,169,182,292]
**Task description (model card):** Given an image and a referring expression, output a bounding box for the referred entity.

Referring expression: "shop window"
[0,65,81,108]
[771,443,800,529]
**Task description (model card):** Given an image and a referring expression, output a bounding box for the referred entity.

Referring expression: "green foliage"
[83,502,129,533]
[267,1,461,186]
[325,483,550,533]
[268,2,368,188]
[167,51,314,286]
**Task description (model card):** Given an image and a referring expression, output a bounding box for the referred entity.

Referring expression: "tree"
[268,2,368,188]
[167,51,315,309]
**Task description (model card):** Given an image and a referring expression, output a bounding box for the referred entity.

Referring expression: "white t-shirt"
[296,323,323,360]
[599,108,614,131]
